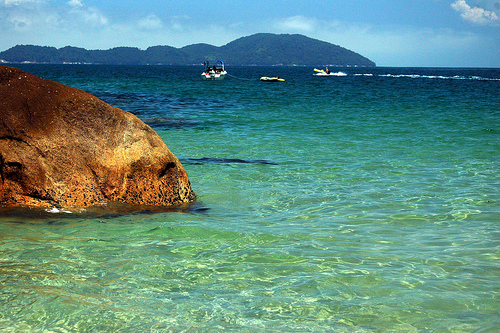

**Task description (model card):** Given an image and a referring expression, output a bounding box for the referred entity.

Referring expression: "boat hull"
[202,71,227,80]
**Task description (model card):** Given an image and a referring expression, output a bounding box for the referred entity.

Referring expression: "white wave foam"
[314,71,347,77]
[316,70,498,81]
[379,73,499,81]
[45,207,73,214]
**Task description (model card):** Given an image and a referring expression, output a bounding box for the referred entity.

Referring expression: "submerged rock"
[0,65,195,209]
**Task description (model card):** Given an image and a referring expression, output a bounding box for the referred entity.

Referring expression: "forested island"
[0,33,375,67]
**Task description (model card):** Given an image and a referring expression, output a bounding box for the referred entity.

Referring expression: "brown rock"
[0,65,195,209]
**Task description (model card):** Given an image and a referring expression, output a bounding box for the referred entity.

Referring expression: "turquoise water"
[1,65,499,332]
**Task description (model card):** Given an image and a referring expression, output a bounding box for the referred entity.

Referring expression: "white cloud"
[169,15,190,32]
[67,0,83,8]
[451,0,499,25]
[2,0,41,5]
[266,16,499,67]
[68,2,108,26]
[274,15,318,32]
[1,0,61,32]
[138,14,163,30]
[5,13,31,29]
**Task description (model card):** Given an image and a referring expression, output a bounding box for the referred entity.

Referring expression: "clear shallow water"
[1,65,499,332]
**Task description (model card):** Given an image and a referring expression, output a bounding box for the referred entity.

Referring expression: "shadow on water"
[0,200,210,224]
[141,117,219,131]
[180,157,278,165]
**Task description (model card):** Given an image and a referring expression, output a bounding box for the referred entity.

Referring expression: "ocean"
[1,65,499,332]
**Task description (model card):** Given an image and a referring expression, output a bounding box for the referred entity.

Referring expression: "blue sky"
[1,0,499,67]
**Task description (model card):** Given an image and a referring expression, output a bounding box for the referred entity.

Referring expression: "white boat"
[201,60,227,80]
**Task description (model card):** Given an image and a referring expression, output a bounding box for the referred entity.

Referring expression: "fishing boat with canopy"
[201,60,227,80]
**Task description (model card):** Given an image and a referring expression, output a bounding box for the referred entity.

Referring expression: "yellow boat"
[260,76,285,82]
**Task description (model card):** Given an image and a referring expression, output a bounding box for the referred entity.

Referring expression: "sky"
[1,0,499,67]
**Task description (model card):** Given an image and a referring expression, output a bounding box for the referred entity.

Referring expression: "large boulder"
[0,65,195,209]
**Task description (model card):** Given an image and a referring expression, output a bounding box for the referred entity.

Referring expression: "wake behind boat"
[202,60,227,80]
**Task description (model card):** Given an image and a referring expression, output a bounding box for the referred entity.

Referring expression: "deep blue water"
[1,64,499,332]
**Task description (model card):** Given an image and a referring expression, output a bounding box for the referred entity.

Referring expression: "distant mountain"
[220,34,374,67]
[0,33,375,67]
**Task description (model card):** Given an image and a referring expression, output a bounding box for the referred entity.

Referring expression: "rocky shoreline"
[0,65,195,209]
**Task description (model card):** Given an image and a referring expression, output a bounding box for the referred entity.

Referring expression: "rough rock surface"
[0,65,195,209]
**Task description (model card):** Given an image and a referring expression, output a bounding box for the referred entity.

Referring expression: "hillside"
[0,33,375,67]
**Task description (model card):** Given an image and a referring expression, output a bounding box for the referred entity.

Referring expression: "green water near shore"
[1,65,499,332]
